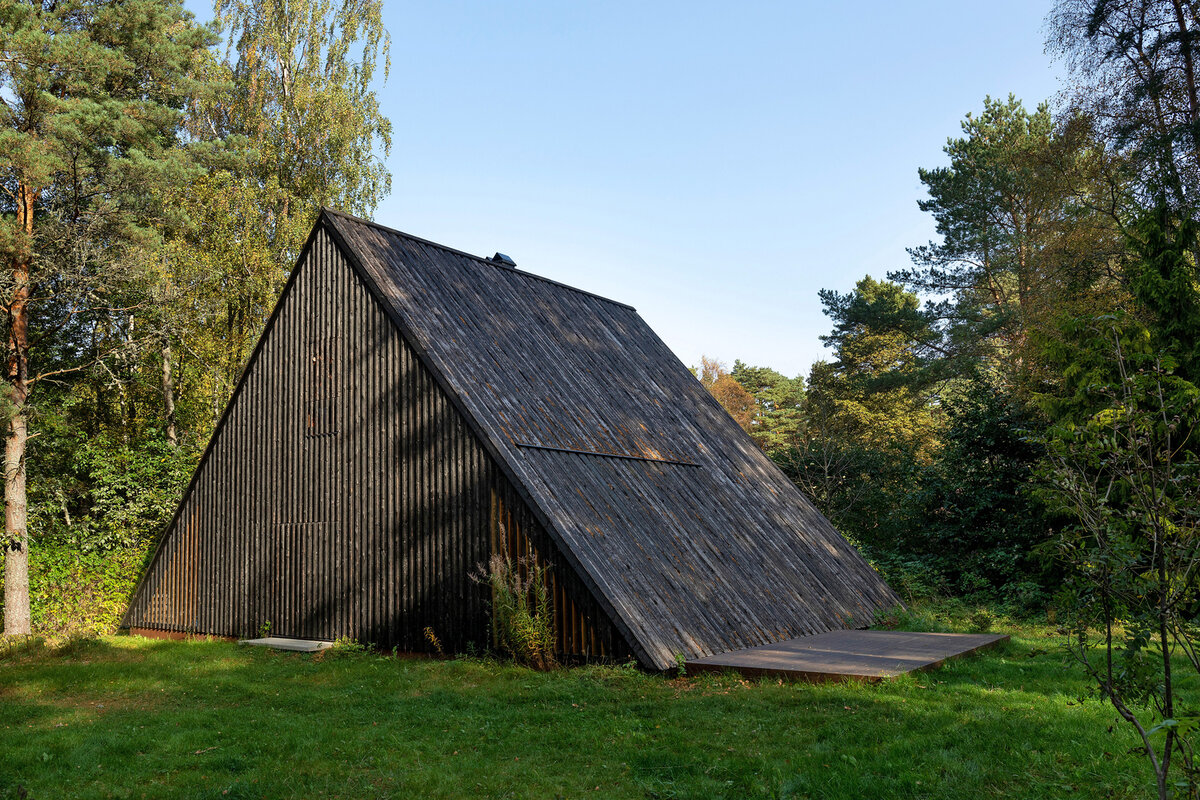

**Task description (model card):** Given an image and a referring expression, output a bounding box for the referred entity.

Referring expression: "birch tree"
[160,0,392,422]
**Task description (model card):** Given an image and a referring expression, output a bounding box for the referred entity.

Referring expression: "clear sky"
[189,0,1064,378]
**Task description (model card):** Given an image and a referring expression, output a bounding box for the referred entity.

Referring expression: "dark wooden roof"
[322,208,900,669]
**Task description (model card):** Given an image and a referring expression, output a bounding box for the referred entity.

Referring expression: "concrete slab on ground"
[685,629,1008,682]
[239,637,332,653]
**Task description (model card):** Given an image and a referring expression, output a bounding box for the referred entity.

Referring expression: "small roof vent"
[490,252,517,267]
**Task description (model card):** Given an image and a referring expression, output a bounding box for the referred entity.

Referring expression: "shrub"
[967,608,994,633]
[869,554,948,603]
[1039,324,1200,800]
[892,384,1057,607]
[2,542,144,640]
[472,554,556,670]
[320,636,370,659]
[31,433,194,553]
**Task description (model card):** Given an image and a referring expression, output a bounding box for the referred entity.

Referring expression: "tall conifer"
[0,0,213,633]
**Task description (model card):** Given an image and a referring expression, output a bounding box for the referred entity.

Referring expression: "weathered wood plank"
[685,630,1009,682]
[126,210,899,671]
[325,210,900,669]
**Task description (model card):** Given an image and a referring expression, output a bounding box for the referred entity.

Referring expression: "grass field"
[0,609,1154,799]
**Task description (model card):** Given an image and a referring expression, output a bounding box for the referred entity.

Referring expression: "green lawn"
[0,613,1152,799]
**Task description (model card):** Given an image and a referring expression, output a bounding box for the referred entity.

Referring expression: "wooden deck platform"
[685,630,1008,682]
[239,637,333,653]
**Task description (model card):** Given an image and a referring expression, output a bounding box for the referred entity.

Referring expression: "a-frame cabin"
[123,210,900,670]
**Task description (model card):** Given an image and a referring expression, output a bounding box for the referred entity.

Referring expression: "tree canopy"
[0,0,392,635]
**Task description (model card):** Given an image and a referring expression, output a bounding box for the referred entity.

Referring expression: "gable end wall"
[124,226,628,659]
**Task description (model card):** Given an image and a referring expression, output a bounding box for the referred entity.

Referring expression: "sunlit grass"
[0,611,1153,799]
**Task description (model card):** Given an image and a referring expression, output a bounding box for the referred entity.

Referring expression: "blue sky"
[190,1,1063,378]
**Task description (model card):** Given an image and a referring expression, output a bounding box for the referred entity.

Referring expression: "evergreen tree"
[1126,206,1200,382]
[0,0,214,634]
[814,276,940,453]
[730,361,805,455]
[892,96,1120,393]
[771,278,938,547]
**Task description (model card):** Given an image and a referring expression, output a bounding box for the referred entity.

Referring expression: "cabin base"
[126,627,237,643]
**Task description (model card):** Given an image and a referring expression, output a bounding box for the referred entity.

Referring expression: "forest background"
[1,0,1198,641]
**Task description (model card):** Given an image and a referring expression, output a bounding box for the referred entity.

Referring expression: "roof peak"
[320,207,637,312]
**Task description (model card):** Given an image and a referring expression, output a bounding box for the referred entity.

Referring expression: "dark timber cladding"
[124,208,901,670]
[123,224,628,659]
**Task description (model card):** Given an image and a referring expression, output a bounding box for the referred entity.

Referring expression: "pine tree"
[0,0,213,634]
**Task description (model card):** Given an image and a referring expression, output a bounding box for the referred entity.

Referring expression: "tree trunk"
[1171,0,1200,126]
[4,405,30,636]
[161,329,177,447]
[211,367,220,428]
[3,182,33,636]
[123,313,135,442]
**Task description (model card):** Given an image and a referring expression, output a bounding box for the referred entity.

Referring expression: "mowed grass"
[0,614,1153,799]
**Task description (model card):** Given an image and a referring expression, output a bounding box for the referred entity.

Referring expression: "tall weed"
[472,554,556,670]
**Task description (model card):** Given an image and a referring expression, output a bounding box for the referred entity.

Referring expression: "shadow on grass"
[0,632,1150,800]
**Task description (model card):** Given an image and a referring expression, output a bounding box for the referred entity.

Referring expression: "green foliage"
[1,543,142,640]
[1033,210,1199,427]
[762,277,939,550]
[892,95,1118,394]
[909,95,1057,284]
[818,275,943,395]
[0,0,217,631]
[870,602,952,633]
[967,608,994,633]
[0,0,215,212]
[867,553,947,605]
[473,554,557,670]
[156,170,297,437]
[25,421,194,555]
[897,382,1055,606]
[72,436,191,553]
[812,277,940,452]
[1036,310,1153,425]
[152,0,396,439]
[1125,207,1200,383]
[0,0,394,636]
[215,0,392,223]
[1039,317,1200,800]
[773,418,914,548]
[8,381,198,636]
[786,96,1125,620]
[730,361,805,454]
[790,376,1055,612]
[321,636,370,658]
[0,0,216,310]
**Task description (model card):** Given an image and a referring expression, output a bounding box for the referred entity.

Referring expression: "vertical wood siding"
[490,487,629,661]
[124,228,628,658]
[327,211,902,669]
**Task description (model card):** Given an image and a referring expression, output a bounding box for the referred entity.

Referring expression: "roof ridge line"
[321,207,638,312]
